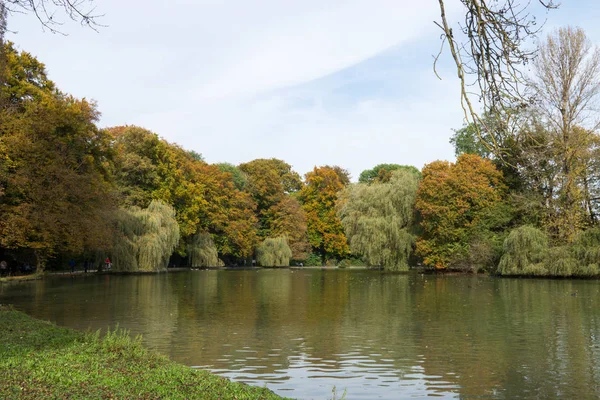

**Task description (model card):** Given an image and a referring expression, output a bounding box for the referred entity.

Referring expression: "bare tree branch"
[2,0,104,34]
[436,0,559,160]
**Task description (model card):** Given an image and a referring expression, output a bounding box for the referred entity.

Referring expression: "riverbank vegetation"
[2,26,600,278]
[0,306,283,399]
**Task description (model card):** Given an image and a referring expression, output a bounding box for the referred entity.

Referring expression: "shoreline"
[0,305,285,399]
[3,265,600,285]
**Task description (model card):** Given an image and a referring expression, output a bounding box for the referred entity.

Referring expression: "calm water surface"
[1,270,600,399]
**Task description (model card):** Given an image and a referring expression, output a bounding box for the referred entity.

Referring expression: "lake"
[1,269,600,399]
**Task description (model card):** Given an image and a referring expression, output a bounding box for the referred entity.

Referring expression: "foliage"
[359,164,421,184]
[188,232,222,267]
[0,306,285,399]
[416,154,507,269]
[256,236,292,267]
[112,201,180,272]
[300,166,349,262]
[338,170,419,271]
[0,42,115,269]
[497,226,549,276]
[239,158,303,239]
[109,126,258,260]
[324,165,352,186]
[498,226,600,277]
[216,162,247,190]
[270,196,310,260]
[302,252,323,266]
[529,27,600,241]
[338,257,366,268]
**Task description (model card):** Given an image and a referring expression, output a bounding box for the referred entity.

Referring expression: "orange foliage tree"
[109,126,258,261]
[239,158,309,259]
[415,154,507,269]
[300,166,349,263]
[0,43,115,268]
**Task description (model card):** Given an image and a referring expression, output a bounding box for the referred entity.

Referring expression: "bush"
[303,253,322,266]
[338,257,366,268]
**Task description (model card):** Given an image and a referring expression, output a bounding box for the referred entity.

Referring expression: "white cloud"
[6,0,466,179]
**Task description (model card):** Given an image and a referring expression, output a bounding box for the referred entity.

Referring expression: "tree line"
[2,26,600,277]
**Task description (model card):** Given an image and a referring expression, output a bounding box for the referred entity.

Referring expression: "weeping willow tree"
[256,236,292,267]
[337,170,419,271]
[569,228,600,276]
[112,200,180,272]
[497,226,549,276]
[188,232,222,267]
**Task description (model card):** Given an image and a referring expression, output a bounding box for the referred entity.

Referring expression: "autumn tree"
[338,170,419,271]
[415,154,508,270]
[270,196,311,260]
[216,162,247,191]
[238,158,302,232]
[528,27,600,240]
[238,158,309,259]
[109,126,258,262]
[0,42,115,268]
[299,166,349,263]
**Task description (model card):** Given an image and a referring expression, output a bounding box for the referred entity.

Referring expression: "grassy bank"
[0,306,285,399]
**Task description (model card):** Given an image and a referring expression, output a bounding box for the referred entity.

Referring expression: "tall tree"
[338,170,419,271]
[269,196,311,260]
[238,158,308,255]
[300,166,349,263]
[0,43,115,268]
[530,26,600,240]
[415,154,507,269]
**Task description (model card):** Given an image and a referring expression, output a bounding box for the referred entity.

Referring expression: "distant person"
[84,259,89,273]
[69,259,76,273]
[104,257,112,271]
[0,260,6,277]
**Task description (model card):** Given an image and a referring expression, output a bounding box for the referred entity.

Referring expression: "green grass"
[0,305,286,399]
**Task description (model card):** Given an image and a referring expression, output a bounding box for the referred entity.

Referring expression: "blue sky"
[6,0,600,180]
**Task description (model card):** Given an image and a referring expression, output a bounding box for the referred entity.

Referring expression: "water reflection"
[1,270,600,399]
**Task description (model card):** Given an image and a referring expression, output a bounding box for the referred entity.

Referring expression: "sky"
[5,0,600,181]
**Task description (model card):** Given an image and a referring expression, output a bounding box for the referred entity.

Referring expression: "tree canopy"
[338,170,419,271]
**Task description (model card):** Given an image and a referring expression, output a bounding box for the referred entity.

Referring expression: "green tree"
[256,236,292,267]
[112,200,180,272]
[359,164,420,184]
[338,170,419,271]
[188,232,222,267]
